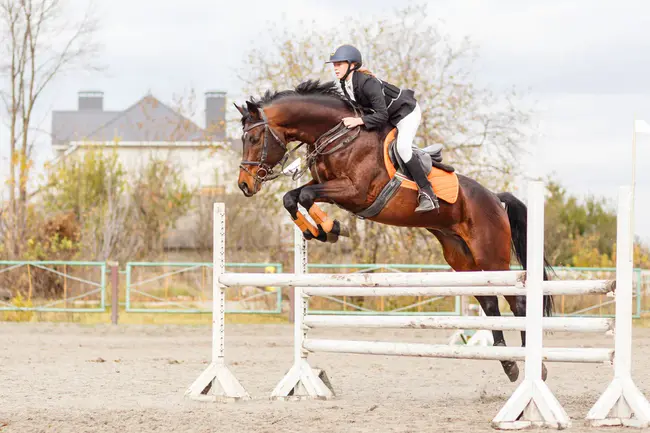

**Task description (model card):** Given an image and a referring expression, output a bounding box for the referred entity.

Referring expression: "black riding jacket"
[340,71,417,130]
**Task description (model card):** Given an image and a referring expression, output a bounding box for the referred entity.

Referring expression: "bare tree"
[0,0,102,256]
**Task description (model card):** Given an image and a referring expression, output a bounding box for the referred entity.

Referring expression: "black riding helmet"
[326,44,362,81]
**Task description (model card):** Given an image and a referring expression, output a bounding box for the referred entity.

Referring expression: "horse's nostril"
[239,182,251,196]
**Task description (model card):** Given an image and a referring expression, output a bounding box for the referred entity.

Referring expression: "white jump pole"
[302,339,613,363]
[185,203,249,401]
[270,222,334,399]
[305,315,613,333]
[492,180,570,429]
[220,270,525,288]
[586,186,650,427]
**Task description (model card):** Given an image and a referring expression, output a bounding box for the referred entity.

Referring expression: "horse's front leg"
[297,178,356,243]
[283,182,322,241]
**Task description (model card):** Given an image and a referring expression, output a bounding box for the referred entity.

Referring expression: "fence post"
[288,286,295,323]
[109,261,119,325]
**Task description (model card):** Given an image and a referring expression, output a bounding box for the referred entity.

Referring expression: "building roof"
[51,110,121,145]
[51,90,236,150]
[52,94,209,145]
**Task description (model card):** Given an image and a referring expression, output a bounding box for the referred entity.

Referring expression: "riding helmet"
[326,44,362,66]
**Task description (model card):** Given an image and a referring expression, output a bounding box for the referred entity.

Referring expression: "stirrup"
[415,191,439,213]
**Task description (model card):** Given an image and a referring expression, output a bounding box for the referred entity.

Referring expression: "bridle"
[240,106,361,186]
[239,108,296,187]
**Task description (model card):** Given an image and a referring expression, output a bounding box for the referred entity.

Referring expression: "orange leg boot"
[292,211,319,238]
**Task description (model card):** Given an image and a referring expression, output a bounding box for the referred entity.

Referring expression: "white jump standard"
[184,182,650,429]
[585,187,650,427]
[184,203,249,402]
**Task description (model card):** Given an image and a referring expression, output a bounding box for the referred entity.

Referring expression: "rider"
[326,44,439,212]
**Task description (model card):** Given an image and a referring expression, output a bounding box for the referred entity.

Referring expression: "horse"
[234,79,554,383]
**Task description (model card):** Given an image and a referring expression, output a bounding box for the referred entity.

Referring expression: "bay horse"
[234,79,554,383]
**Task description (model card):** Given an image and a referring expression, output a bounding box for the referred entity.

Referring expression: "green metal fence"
[125,262,284,314]
[0,261,107,312]
[639,270,650,315]
[0,259,646,320]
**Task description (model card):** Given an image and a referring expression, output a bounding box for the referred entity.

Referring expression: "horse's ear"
[234,103,246,116]
[246,101,261,120]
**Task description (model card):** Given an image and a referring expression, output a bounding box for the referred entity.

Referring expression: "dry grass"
[0,308,289,325]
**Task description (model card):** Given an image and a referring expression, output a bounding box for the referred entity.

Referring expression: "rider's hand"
[342,117,364,128]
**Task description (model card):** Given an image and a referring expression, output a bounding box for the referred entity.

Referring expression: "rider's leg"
[395,103,439,212]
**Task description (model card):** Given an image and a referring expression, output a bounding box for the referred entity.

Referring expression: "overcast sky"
[3,0,650,241]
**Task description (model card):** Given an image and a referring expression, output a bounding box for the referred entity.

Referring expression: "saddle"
[386,130,455,179]
[355,128,459,219]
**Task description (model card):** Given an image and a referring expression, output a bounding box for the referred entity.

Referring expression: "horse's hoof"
[332,220,350,238]
[326,233,340,243]
[502,360,520,382]
[541,362,548,382]
[303,230,314,240]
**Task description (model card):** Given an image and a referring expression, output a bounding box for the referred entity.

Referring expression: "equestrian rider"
[326,44,439,212]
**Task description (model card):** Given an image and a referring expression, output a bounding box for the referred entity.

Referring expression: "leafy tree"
[544,178,650,268]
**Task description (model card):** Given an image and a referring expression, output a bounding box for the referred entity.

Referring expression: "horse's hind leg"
[428,229,519,382]
[474,296,519,382]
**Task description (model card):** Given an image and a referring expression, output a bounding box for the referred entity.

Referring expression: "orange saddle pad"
[383,129,459,204]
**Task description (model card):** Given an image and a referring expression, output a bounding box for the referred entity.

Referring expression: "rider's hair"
[357,66,374,77]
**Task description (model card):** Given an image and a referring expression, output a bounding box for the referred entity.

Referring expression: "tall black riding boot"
[404,157,440,213]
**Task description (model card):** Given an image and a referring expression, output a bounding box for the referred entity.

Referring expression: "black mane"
[240,79,352,125]
[250,79,346,107]
[295,79,345,99]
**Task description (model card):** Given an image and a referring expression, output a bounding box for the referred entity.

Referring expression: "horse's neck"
[274,100,349,144]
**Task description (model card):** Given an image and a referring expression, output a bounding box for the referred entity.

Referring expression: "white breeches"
[395,102,421,162]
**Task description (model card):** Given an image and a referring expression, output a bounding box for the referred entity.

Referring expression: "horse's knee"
[298,188,317,209]
[283,190,300,218]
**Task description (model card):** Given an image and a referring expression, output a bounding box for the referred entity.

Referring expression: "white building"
[50,90,242,249]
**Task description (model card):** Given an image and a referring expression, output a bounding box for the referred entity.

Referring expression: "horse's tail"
[497,192,555,317]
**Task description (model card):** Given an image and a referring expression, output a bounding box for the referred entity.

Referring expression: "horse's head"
[234,80,358,196]
[235,101,289,197]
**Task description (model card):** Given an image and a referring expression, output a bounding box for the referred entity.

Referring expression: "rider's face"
[333,61,351,80]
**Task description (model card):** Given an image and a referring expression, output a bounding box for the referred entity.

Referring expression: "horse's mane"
[251,79,346,107]
[239,79,355,126]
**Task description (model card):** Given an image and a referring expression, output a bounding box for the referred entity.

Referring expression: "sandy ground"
[1,322,649,433]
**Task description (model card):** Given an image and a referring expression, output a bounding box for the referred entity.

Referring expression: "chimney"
[78,90,104,111]
[205,90,226,140]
